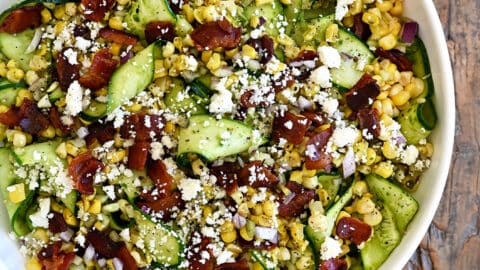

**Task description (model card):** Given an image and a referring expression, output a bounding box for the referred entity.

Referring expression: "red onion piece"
[297,96,313,110]
[401,21,418,44]
[232,213,247,229]
[255,226,279,244]
[120,49,133,64]
[84,245,95,262]
[283,192,296,205]
[342,147,356,179]
[394,134,407,145]
[113,257,124,270]
[59,229,74,242]
[26,28,42,54]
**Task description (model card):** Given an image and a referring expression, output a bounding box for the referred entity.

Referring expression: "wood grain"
[405,0,480,269]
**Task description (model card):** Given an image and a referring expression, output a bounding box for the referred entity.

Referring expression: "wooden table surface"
[404,0,480,269]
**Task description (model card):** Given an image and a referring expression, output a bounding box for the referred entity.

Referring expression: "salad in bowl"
[0,0,451,269]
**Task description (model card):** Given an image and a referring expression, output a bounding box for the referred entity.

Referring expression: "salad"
[0,0,437,269]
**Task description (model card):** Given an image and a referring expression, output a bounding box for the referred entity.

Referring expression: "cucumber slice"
[132,207,184,266]
[81,100,107,121]
[164,78,208,115]
[250,250,275,270]
[109,211,134,231]
[124,0,176,38]
[397,99,436,144]
[13,140,63,167]
[360,205,401,270]
[177,115,256,161]
[11,190,36,236]
[417,99,437,130]
[110,169,153,201]
[406,37,434,99]
[0,81,25,106]
[0,148,21,220]
[0,29,36,71]
[366,174,418,233]
[317,172,341,208]
[242,0,283,36]
[107,42,159,114]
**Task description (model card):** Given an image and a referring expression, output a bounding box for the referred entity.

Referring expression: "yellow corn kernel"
[363,147,376,166]
[182,5,194,23]
[303,176,319,190]
[289,170,303,184]
[226,243,243,256]
[33,228,49,243]
[0,105,9,113]
[390,1,403,16]
[256,0,273,5]
[391,90,410,106]
[325,23,339,43]
[117,0,130,5]
[352,181,368,197]
[201,50,213,64]
[162,42,176,58]
[237,203,250,217]
[277,247,291,261]
[109,43,122,57]
[225,48,239,60]
[240,220,256,241]
[373,162,394,178]
[378,34,397,50]
[66,142,79,156]
[251,262,264,270]
[55,142,67,159]
[350,0,363,15]
[13,69,25,81]
[89,199,102,214]
[6,70,18,83]
[16,89,33,106]
[39,126,56,139]
[107,149,126,164]
[363,207,383,226]
[376,0,393,12]
[382,141,398,159]
[221,230,237,243]
[63,208,78,226]
[8,183,26,203]
[206,53,222,71]
[308,214,327,232]
[40,8,52,24]
[381,98,394,117]
[262,200,275,217]
[250,16,260,28]
[29,55,49,71]
[26,257,42,270]
[242,44,258,59]
[284,150,301,168]
[296,256,314,270]
[25,70,39,86]
[109,16,124,31]
[390,21,402,36]
[355,197,376,214]
[405,78,425,98]
[193,7,205,24]
[13,132,27,147]
[53,5,66,20]
[290,222,305,242]
[376,90,389,100]
[64,2,77,16]
[6,59,17,69]
[362,12,379,26]
[276,34,294,47]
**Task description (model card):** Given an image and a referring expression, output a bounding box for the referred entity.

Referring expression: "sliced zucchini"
[164,78,208,115]
[397,99,437,144]
[11,190,36,237]
[177,115,257,161]
[110,169,153,201]
[107,42,159,114]
[317,172,341,209]
[81,100,107,121]
[250,250,275,270]
[124,0,176,38]
[242,0,283,36]
[13,140,63,167]
[406,37,434,99]
[366,174,418,233]
[0,148,21,220]
[0,29,36,71]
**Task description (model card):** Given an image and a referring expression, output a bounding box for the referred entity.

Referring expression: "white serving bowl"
[0,0,455,269]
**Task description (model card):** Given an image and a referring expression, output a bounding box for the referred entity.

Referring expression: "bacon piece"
[238,161,279,188]
[246,35,274,64]
[357,108,381,139]
[49,107,73,133]
[272,111,311,145]
[120,113,165,141]
[272,72,295,93]
[68,152,105,195]
[320,258,348,270]
[375,47,413,72]
[289,50,318,80]
[302,111,327,127]
[0,4,42,34]
[48,212,68,234]
[138,192,183,221]
[239,90,268,108]
[57,47,80,91]
[353,13,371,41]
[145,21,176,43]
[146,159,173,195]
[210,162,240,195]
[73,25,91,39]
[191,20,241,51]
[335,217,372,245]
[81,0,115,22]
[278,182,315,218]
[86,230,137,270]
[344,73,380,112]
[37,242,75,270]
[304,127,334,170]
[79,48,119,90]
[99,27,139,45]
[215,258,249,270]
[19,99,50,135]
[188,236,214,270]
[128,141,150,170]
[85,121,115,145]
[237,237,277,251]
[0,107,20,127]
[168,0,188,13]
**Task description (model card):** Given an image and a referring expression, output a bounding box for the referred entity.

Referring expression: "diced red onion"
[98,258,107,267]
[26,28,43,54]
[289,60,316,68]
[297,96,313,110]
[113,257,124,270]
[401,21,418,44]
[394,134,407,145]
[59,228,74,242]
[283,192,296,205]
[232,213,247,229]
[342,147,356,179]
[255,226,279,244]
[83,245,95,262]
[120,50,133,64]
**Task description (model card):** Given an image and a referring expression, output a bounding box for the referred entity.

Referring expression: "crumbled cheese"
[335,0,355,21]
[178,178,202,201]
[103,185,116,200]
[400,145,419,165]
[29,198,50,229]
[209,89,234,114]
[332,126,358,148]
[65,81,84,116]
[322,98,339,117]
[309,65,332,88]
[320,237,343,260]
[317,46,341,68]
[216,250,235,265]
[74,37,92,52]
[150,142,164,160]
[63,48,78,65]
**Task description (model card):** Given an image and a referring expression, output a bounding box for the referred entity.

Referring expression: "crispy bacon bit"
[188,236,214,270]
[49,107,73,133]
[215,258,250,270]
[68,152,105,195]
[191,19,241,51]
[272,72,295,93]
[353,13,371,41]
[0,4,42,34]
[246,35,274,64]
[86,230,137,270]
[99,27,139,45]
[81,0,115,22]
[320,258,348,270]
[19,99,50,135]
[85,122,115,145]
[278,182,315,218]
[38,242,75,270]
[335,217,372,245]
[375,47,413,72]
[128,141,150,170]
[137,191,184,220]
[120,113,165,141]
[357,108,381,139]
[145,21,176,43]
[238,161,279,188]
[48,212,68,234]
[289,50,318,80]
[302,111,327,127]
[237,237,277,251]
[210,162,240,195]
[0,107,20,127]
[272,111,311,145]
[79,48,119,90]
[304,127,334,170]
[239,90,268,108]
[290,50,318,63]
[146,159,173,195]
[57,47,80,91]
[345,74,380,112]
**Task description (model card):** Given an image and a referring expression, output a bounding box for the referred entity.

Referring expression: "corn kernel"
[325,23,339,43]
[109,16,124,31]
[376,0,393,12]
[13,132,27,147]
[261,200,275,217]
[206,53,222,71]
[362,12,379,26]
[373,161,394,178]
[296,256,313,270]
[117,0,130,5]
[391,90,410,106]
[6,60,17,69]
[53,5,66,20]
[8,183,26,203]
[390,1,403,16]
[242,44,258,59]
[276,34,294,46]
[109,43,122,56]
[378,34,397,50]
[88,199,102,214]
[350,0,363,15]
[382,141,398,159]
[182,5,194,23]
[40,8,52,24]
[40,126,56,139]
[162,42,175,58]
[63,208,78,226]
[16,89,33,106]
[26,258,42,270]
[363,208,383,226]
[355,197,376,214]
[107,149,126,164]
[290,222,305,242]
[240,220,256,241]
[256,0,273,5]
[221,230,237,243]
[66,142,79,156]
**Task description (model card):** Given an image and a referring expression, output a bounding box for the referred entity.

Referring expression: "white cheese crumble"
[209,88,235,114]
[332,126,359,148]
[317,46,341,68]
[65,81,84,116]
[29,198,50,229]
[320,236,343,261]
[178,178,202,201]
[309,65,332,88]
[335,0,355,21]
[400,145,419,165]
[63,48,78,65]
